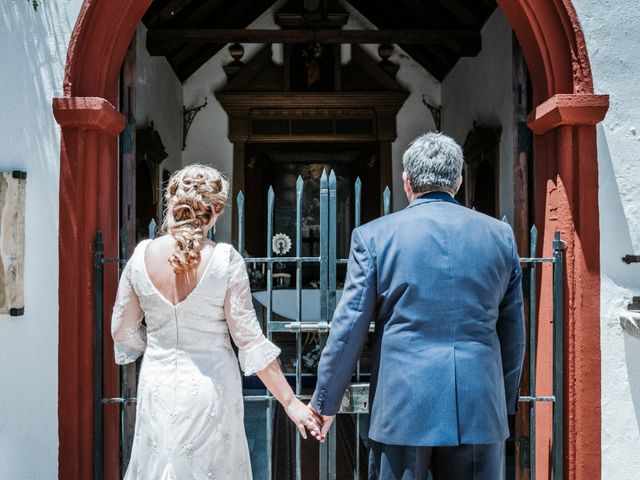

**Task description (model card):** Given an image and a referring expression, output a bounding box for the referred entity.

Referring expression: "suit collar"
[406,191,460,209]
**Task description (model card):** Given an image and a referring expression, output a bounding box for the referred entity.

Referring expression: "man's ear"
[402,172,411,195]
[454,175,463,194]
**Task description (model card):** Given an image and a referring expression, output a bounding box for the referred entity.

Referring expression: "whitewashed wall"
[441,9,515,223]
[135,24,183,221]
[572,1,640,478]
[182,1,288,244]
[339,0,441,211]
[0,0,83,478]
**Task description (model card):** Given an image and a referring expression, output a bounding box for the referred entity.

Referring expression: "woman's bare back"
[143,236,216,307]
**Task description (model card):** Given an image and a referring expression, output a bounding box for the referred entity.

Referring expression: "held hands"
[308,404,334,443]
[284,397,324,441]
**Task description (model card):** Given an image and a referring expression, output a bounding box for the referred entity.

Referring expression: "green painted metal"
[529,225,538,478]
[295,176,303,480]
[552,231,565,480]
[266,186,275,480]
[237,191,245,255]
[383,186,391,216]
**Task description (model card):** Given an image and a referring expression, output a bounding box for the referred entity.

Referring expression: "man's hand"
[309,404,335,442]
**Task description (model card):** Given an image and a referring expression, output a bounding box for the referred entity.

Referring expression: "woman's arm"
[224,247,322,439]
[256,359,323,440]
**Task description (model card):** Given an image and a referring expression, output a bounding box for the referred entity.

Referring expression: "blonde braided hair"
[161,165,229,274]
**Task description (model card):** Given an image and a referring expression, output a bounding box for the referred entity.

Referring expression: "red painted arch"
[53,1,608,479]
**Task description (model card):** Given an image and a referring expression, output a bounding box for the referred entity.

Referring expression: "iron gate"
[94,170,564,480]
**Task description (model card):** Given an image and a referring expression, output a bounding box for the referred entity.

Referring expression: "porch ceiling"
[143,0,497,82]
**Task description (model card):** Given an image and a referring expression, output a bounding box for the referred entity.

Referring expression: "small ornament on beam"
[182,97,208,150]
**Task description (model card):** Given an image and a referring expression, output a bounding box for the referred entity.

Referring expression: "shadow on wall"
[624,334,640,434]
[0,1,71,192]
[597,125,640,432]
[597,125,637,288]
[0,1,75,476]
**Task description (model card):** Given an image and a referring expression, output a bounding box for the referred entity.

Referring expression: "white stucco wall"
[441,9,515,223]
[135,24,183,221]
[339,0,440,211]
[572,1,640,478]
[181,1,290,244]
[0,0,83,478]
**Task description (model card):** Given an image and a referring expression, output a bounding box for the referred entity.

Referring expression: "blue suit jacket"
[311,192,525,446]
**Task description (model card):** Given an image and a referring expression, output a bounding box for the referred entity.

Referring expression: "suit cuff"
[311,388,341,416]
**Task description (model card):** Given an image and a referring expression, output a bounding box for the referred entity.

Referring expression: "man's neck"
[410,190,454,203]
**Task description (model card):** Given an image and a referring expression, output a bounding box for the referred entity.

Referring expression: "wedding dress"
[111,240,280,480]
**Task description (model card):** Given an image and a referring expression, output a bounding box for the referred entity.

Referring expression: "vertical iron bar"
[266,186,275,480]
[383,186,391,216]
[237,192,245,255]
[93,232,104,480]
[118,228,129,478]
[552,231,565,480]
[319,171,329,479]
[295,177,303,480]
[354,178,362,229]
[327,171,338,480]
[354,177,362,480]
[529,225,538,479]
[148,218,157,240]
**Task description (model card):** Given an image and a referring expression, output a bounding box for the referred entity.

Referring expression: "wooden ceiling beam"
[406,0,481,27]
[147,28,481,52]
[145,0,193,28]
[347,0,459,78]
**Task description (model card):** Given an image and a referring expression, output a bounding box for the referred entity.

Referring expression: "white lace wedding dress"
[111,240,280,480]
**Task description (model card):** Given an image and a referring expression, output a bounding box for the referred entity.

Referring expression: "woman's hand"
[284,397,323,441]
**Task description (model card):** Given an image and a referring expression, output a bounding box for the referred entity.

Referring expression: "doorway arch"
[53,1,608,478]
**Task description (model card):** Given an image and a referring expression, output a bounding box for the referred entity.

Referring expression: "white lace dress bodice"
[111,240,280,480]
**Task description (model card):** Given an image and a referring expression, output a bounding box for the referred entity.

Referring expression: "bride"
[111,164,322,479]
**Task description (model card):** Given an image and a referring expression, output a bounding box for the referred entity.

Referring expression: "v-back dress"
[111,240,280,480]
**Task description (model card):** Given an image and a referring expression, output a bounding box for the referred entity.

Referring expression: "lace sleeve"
[111,259,146,365]
[224,248,281,376]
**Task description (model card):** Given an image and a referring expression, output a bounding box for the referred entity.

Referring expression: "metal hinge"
[519,436,530,469]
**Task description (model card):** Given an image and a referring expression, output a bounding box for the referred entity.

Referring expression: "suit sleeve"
[310,228,377,415]
[497,230,526,415]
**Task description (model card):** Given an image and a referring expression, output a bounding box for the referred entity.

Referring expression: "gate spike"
[148,218,157,239]
[383,186,391,215]
[236,191,245,254]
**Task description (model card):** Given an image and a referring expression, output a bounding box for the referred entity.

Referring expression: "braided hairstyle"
[161,165,229,274]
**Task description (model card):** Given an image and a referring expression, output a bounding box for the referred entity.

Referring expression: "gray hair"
[402,132,464,194]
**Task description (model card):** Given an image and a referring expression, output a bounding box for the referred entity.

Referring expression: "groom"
[310,132,525,479]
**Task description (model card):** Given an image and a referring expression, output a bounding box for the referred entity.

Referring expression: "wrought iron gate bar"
[529,225,538,479]
[295,175,304,480]
[102,398,137,404]
[519,257,554,263]
[241,256,320,263]
[518,396,555,402]
[552,231,565,480]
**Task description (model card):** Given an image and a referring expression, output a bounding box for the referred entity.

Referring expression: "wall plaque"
[0,171,26,316]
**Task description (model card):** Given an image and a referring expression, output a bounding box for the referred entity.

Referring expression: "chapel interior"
[117,0,535,477]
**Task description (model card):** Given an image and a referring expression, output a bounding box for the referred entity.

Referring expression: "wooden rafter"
[148,28,481,51]
[144,0,193,28]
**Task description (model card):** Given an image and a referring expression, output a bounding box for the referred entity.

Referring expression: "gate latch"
[339,383,369,414]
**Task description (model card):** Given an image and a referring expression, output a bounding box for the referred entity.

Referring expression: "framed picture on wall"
[0,171,26,316]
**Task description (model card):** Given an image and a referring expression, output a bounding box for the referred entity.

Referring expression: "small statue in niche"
[302,43,323,88]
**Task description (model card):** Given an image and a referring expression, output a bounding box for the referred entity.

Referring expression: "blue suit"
[311,192,525,477]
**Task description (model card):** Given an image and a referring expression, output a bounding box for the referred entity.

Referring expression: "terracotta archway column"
[527,93,608,479]
[52,97,125,479]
